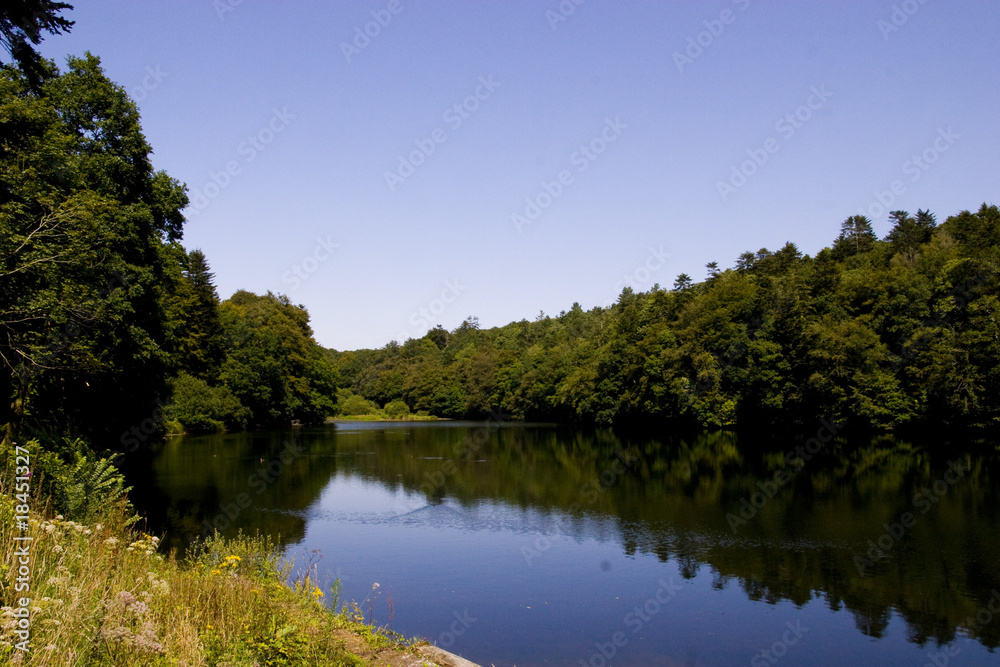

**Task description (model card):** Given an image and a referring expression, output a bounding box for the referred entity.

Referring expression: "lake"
[125,421,1000,666]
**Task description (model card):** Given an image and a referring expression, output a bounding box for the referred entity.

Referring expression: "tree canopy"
[333,205,1000,432]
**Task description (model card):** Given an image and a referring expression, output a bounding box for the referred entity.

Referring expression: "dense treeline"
[0,52,336,508]
[334,207,1000,431]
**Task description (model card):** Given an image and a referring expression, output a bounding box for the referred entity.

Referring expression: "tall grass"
[0,490,416,665]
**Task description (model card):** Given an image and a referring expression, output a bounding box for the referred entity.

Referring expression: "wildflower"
[312,586,324,599]
[56,515,64,521]
[95,523,104,531]
[104,537,119,546]
[52,544,63,553]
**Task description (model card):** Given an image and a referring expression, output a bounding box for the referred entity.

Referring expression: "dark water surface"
[125,422,1000,666]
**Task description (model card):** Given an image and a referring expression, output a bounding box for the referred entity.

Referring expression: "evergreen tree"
[833,215,877,258]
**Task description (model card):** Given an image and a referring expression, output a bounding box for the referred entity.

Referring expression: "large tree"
[0,0,73,86]
[1,53,188,448]
[217,291,337,426]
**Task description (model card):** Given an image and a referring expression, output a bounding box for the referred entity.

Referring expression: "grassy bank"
[329,415,444,422]
[0,492,429,666]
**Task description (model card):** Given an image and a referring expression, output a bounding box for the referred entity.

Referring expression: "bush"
[26,436,138,524]
[383,399,411,419]
[168,373,251,433]
[337,391,379,416]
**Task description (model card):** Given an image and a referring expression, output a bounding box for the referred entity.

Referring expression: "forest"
[334,208,1000,432]
[0,51,336,506]
[5,4,998,666]
[2,21,999,513]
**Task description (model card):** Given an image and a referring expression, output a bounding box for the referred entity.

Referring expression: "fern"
[61,454,138,524]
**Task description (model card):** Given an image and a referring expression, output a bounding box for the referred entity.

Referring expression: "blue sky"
[38,1,1000,350]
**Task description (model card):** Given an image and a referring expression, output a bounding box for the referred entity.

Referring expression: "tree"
[673,273,693,291]
[166,372,249,433]
[706,261,720,280]
[383,399,410,419]
[1,54,188,448]
[164,248,225,379]
[217,291,336,426]
[885,210,936,253]
[424,325,448,350]
[735,251,756,272]
[833,215,877,258]
[0,0,73,86]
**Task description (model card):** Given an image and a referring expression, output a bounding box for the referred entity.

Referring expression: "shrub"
[167,373,251,433]
[338,392,379,416]
[383,399,411,419]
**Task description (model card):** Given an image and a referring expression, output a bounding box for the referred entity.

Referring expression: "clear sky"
[38,1,1000,351]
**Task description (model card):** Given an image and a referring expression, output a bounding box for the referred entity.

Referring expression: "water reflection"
[127,423,1000,653]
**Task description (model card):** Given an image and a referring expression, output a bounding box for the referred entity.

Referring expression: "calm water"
[125,422,1000,666]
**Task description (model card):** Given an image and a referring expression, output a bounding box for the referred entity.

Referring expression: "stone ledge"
[415,644,483,667]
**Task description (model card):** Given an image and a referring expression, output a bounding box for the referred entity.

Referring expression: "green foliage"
[217,291,338,427]
[163,248,226,380]
[0,0,74,85]
[383,399,411,419]
[167,372,251,433]
[1,53,188,448]
[332,207,1000,431]
[337,391,378,416]
[29,437,137,523]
